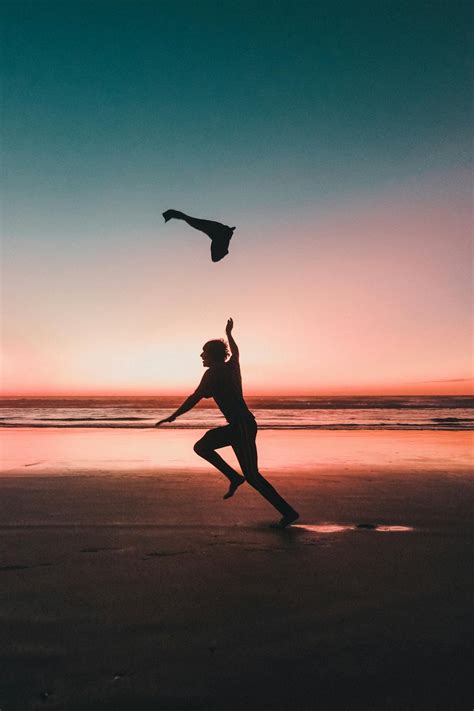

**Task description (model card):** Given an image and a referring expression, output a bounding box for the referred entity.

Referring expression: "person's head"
[201,339,229,367]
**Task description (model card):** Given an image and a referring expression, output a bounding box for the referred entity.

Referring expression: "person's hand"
[226,317,234,335]
[155,416,175,427]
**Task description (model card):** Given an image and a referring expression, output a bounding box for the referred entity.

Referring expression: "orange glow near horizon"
[1,380,472,398]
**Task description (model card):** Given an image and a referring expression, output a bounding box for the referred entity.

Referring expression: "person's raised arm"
[225,317,239,359]
[155,391,201,427]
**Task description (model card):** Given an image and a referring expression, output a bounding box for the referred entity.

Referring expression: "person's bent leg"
[233,420,298,523]
[194,427,245,498]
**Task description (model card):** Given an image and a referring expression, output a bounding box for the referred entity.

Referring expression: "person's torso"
[208,359,253,424]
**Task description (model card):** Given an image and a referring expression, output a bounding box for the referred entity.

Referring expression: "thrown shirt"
[194,356,254,423]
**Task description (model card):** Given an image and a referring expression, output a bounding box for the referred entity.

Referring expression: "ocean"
[1,396,472,430]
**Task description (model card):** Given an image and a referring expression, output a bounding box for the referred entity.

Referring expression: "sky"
[1,0,472,396]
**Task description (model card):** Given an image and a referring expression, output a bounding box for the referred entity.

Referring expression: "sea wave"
[33,416,148,421]
[431,417,474,423]
[1,422,473,431]
[1,396,472,431]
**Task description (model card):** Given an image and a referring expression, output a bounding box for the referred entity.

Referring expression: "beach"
[1,429,473,709]
[3,0,472,708]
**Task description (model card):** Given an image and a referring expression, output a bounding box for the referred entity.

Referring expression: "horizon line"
[1,391,472,399]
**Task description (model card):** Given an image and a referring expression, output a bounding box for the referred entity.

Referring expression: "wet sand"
[0,430,473,709]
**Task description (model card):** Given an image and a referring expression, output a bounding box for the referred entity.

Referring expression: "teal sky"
[1,1,472,394]
[3,1,471,220]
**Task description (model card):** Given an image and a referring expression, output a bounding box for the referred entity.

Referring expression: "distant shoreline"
[1,394,473,406]
[1,393,473,400]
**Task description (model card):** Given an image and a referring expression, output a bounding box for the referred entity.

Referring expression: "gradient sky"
[1,0,472,395]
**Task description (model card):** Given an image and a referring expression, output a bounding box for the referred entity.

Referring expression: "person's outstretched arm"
[226,318,239,359]
[155,391,201,427]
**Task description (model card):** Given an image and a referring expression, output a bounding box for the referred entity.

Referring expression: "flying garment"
[162,210,235,262]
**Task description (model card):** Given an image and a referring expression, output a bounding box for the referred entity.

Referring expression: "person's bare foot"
[270,511,300,528]
[223,476,245,500]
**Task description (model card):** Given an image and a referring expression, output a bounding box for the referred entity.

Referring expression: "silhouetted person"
[155,318,299,528]
[162,209,235,262]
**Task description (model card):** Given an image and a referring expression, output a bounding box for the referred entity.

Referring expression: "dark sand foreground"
[0,430,473,710]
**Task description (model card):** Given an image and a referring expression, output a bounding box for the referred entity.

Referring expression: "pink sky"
[2,173,472,396]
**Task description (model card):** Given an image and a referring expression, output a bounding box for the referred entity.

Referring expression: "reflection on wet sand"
[1,428,472,475]
[294,524,414,533]
[375,525,413,532]
[294,524,352,533]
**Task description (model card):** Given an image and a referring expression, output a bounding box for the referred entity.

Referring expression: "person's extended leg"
[194,426,245,499]
[232,419,299,526]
